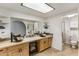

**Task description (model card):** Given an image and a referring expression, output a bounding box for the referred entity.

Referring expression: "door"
[48,37,52,48]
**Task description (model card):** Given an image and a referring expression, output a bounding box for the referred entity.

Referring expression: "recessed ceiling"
[0,3,78,18]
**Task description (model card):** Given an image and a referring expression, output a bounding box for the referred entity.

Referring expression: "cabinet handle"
[0,49,3,52]
[19,49,20,52]
[20,49,22,52]
[44,41,46,44]
[19,49,22,52]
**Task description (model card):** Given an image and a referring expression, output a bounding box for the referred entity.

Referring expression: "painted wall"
[64,18,70,44]
[0,8,44,22]
[46,15,63,51]
[0,8,45,39]
[0,17,10,38]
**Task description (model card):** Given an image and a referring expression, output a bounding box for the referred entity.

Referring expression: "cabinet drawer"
[21,43,29,56]
[8,49,20,56]
[37,37,53,52]
[19,43,29,48]
[38,39,48,52]
[7,45,19,51]
[7,43,28,51]
[7,43,29,56]
[0,48,8,56]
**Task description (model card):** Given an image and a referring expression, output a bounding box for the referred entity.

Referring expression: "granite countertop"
[0,35,52,49]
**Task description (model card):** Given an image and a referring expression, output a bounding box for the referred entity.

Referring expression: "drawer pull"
[0,50,3,51]
[44,41,46,44]
[19,49,22,52]
[20,49,22,52]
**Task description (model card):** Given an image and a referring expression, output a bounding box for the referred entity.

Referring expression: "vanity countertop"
[0,35,52,49]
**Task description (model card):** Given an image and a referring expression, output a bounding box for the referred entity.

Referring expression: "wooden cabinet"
[37,37,52,52]
[0,36,52,56]
[7,43,29,56]
[0,43,29,56]
[0,48,8,56]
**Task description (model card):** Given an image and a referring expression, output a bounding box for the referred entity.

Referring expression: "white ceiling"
[0,3,78,18]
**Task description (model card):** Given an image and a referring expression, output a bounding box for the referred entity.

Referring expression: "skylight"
[21,3,54,13]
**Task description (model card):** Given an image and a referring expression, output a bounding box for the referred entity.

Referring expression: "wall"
[64,18,70,44]
[0,8,45,39]
[0,8,44,22]
[46,15,63,51]
[0,17,10,38]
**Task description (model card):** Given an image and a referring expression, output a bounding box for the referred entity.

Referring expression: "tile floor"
[35,44,78,56]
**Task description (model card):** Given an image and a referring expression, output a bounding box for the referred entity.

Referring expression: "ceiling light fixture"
[65,13,78,18]
[21,3,55,13]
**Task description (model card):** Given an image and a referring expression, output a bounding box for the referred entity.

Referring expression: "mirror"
[11,21,26,37]
[26,22,34,36]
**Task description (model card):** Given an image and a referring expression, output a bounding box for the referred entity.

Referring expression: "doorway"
[61,14,78,52]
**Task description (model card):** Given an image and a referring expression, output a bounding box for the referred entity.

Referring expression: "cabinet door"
[37,39,45,52]
[37,37,53,52]
[37,39,49,52]
[7,45,20,56]
[44,38,49,49]
[0,48,8,56]
[48,37,52,48]
[8,43,29,56]
[21,43,29,56]
[21,47,29,56]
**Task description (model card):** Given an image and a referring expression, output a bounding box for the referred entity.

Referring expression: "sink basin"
[0,38,10,42]
[39,34,46,37]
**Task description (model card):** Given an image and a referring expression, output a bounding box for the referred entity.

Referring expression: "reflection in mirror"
[11,21,26,37]
[26,22,34,36]
[11,17,46,37]
[34,22,39,33]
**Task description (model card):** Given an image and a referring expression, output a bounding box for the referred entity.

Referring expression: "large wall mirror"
[26,21,34,36]
[11,21,26,36]
[11,17,46,37]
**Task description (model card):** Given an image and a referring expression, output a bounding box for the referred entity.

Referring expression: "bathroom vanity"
[0,35,52,56]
